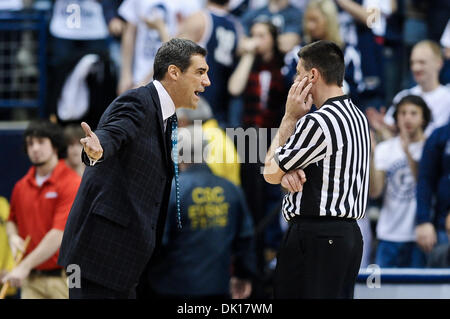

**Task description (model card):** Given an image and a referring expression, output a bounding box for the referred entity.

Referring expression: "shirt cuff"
[82,151,103,167]
[273,151,289,173]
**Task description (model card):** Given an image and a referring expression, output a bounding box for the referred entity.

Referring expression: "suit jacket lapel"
[148,82,170,167]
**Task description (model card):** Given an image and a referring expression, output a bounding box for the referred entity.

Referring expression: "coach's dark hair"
[153,38,207,81]
[393,94,431,130]
[23,120,67,159]
[297,40,345,86]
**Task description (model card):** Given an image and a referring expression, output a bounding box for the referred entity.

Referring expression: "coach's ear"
[167,64,180,81]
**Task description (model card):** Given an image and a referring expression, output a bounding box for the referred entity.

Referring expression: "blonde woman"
[303,0,344,48]
[283,0,363,109]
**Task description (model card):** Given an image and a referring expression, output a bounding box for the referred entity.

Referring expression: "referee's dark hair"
[297,40,345,87]
[23,119,67,159]
[153,38,207,81]
[393,94,431,130]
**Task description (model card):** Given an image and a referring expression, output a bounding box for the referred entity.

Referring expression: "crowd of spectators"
[0,0,449,299]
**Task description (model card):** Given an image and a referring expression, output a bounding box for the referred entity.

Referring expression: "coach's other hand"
[281,169,307,193]
[80,122,103,161]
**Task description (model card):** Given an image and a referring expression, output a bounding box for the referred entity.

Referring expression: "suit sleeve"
[92,90,149,162]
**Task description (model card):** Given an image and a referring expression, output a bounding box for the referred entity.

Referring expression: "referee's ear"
[309,69,319,84]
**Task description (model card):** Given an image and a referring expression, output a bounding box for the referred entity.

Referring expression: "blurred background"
[0,0,449,299]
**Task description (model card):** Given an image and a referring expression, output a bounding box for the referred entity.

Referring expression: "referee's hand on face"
[281,169,307,193]
[285,77,313,120]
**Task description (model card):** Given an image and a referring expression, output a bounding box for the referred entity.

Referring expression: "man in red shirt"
[2,120,81,299]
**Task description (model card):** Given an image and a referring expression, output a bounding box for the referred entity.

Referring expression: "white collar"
[35,171,51,187]
[153,80,175,121]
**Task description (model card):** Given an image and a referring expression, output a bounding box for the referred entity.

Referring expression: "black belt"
[288,214,357,225]
[30,268,63,277]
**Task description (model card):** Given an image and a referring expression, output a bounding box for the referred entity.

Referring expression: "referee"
[264,40,370,299]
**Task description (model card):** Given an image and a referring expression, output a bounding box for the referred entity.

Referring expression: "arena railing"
[356,267,450,298]
[0,10,49,118]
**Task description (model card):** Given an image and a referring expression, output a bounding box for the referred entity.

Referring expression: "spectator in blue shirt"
[240,0,303,53]
[416,122,450,255]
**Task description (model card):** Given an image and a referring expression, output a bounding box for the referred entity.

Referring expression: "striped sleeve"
[274,116,328,172]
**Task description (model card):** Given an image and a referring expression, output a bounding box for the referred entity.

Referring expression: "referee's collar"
[322,94,349,106]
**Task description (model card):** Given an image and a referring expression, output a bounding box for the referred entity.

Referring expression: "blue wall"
[0,129,31,200]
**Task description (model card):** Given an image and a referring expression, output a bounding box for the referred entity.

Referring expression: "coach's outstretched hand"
[80,122,103,161]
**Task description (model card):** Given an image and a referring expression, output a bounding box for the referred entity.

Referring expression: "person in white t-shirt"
[170,0,205,19]
[369,94,431,267]
[49,0,109,41]
[117,0,178,94]
[46,0,112,121]
[383,40,450,137]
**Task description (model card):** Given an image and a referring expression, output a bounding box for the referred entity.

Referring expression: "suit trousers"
[274,216,363,299]
[68,258,157,299]
[69,277,136,299]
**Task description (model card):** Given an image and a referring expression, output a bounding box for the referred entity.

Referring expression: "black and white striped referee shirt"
[274,95,370,221]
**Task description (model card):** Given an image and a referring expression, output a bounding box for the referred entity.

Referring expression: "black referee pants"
[274,216,363,299]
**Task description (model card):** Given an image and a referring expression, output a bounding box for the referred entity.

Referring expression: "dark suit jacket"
[58,82,174,292]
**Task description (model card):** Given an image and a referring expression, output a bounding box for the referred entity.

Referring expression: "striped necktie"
[168,114,182,229]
